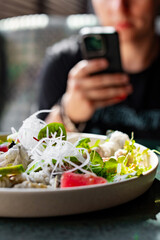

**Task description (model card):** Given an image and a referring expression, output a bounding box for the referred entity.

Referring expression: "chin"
[118,31,138,43]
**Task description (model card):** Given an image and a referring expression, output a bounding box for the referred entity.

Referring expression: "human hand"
[62,58,132,123]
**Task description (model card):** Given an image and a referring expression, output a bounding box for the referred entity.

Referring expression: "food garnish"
[0,110,154,188]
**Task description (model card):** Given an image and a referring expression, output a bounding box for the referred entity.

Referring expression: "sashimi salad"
[0,110,152,189]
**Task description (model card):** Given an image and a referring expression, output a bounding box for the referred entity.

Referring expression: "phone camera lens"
[85,35,103,52]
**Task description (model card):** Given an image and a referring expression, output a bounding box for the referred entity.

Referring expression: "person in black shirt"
[39,0,160,140]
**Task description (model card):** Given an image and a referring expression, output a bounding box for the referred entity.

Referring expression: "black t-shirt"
[38,37,160,140]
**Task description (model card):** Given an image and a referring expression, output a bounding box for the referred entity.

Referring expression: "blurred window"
[0,0,88,19]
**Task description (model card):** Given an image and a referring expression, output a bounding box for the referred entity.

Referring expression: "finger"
[84,84,133,101]
[78,74,129,90]
[93,97,126,109]
[69,58,108,78]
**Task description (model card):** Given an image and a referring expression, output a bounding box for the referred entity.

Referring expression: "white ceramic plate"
[0,133,158,217]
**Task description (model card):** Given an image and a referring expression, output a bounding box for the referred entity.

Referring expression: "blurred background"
[1,0,160,134]
[0,0,97,132]
[0,0,92,18]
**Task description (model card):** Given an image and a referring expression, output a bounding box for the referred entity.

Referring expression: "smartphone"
[79,26,123,74]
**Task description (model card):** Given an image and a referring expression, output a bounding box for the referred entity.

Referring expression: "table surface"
[0,139,160,240]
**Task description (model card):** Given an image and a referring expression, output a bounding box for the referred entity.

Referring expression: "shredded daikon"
[26,134,92,177]
[15,109,93,178]
[17,110,54,150]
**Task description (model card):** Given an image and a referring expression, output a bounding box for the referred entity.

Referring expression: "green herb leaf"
[38,122,67,140]
[76,138,91,149]
[26,160,45,174]
[90,139,101,149]
[103,158,118,174]
[90,150,118,182]
[65,156,80,164]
